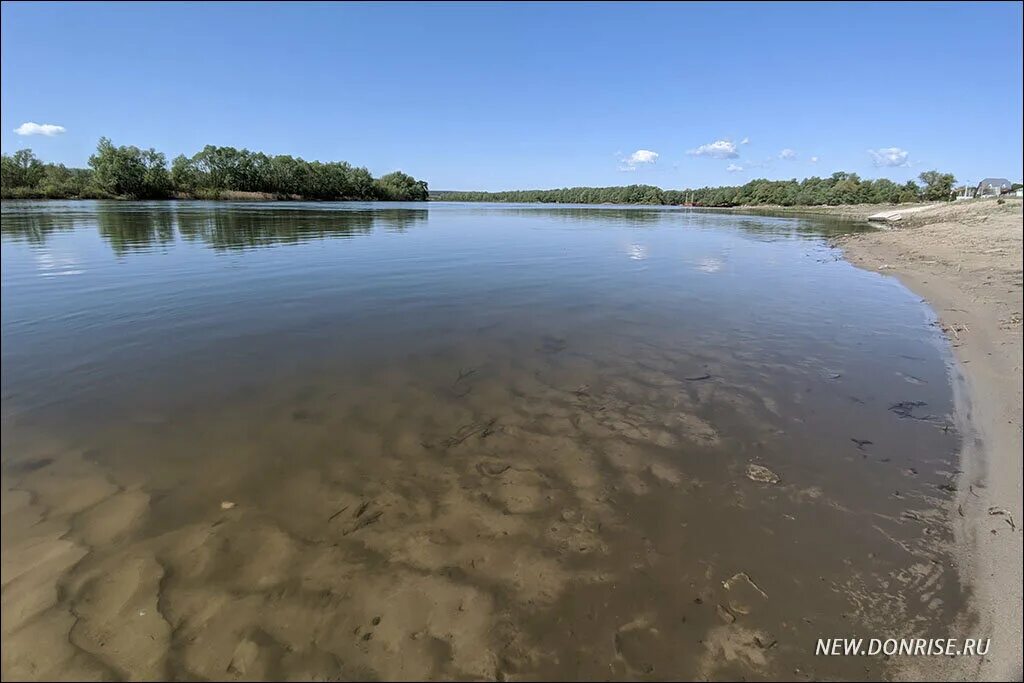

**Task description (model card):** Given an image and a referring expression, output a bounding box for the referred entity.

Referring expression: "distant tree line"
[1,149,103,199]
[433,171,959,206]
[1,139,429,201]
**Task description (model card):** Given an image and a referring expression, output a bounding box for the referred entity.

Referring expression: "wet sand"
[837,198,1023,680]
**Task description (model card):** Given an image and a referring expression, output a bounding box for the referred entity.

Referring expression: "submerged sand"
[838,198,1024,680]
[2,347,963,681]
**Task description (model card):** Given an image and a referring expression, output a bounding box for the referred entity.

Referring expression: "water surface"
[1,201,962,680]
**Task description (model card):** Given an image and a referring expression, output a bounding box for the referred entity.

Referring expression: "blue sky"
[2,1,1021,191]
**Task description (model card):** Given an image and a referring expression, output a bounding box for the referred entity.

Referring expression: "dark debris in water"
[455,368,477,384]
[421,417,500,450]
[715,604,736,624]
[328,500,384,535]
[440,418,498,448]
[344,509,383,536]
[888,401,936,421]
[451,367,478,398]
[539,336,568,354]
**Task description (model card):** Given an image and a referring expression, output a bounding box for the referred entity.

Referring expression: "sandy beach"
[837,198,1023,680]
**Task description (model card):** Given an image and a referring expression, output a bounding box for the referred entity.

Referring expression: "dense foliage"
[90,138,172,198]
[433,171,961,207]
[0,148,110,199]
[1,140,428,201]
[916,171,955,201]
[1,144,964,206]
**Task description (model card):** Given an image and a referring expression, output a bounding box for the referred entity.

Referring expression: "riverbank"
[834,198,1023,680]
[728,202,935,221]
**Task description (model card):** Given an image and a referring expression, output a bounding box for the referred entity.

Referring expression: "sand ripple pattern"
[2,339,962,680]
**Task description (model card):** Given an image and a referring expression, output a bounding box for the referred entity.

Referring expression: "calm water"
[1,201,962,680]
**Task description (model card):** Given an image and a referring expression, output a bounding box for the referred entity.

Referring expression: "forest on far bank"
[433,170,966,207]
[0,139,429,201]
[3,141,976,208]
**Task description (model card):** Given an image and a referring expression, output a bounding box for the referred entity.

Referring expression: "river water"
[1,200,963,680]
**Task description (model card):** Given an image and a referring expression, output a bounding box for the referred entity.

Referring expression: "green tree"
[170,154,198,193]
[89,137,171,198]
[375,171,429,201]
[918,170,956,201]
[868,178,901,204]
[0,149,46,188]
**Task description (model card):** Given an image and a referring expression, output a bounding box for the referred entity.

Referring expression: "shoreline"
[711,202,936,221]
[833,199,1023,680]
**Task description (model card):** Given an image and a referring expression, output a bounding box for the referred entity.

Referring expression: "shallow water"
[2,201,963,680]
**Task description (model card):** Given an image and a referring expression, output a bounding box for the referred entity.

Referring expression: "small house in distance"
[953,184,977,200]
[976,178,1012,196]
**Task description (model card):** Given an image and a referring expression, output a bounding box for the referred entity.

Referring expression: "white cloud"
[628,149,658,165]
[619,149,659,171]
[868,147,910,167]
[740,137,750,145]
[14,122,66,136]
[726,163,744,173]
[809,156,819,163]
[779,148,797,160]
[687,139,739,159]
